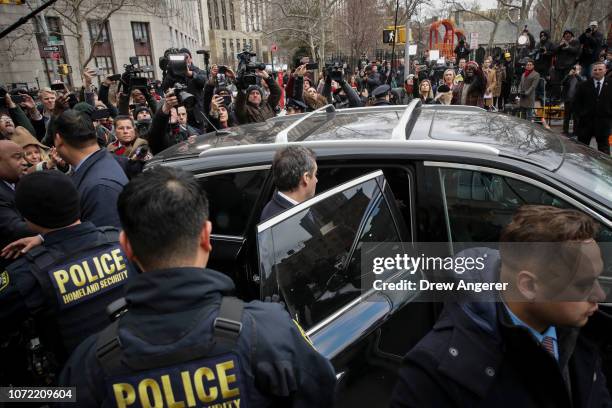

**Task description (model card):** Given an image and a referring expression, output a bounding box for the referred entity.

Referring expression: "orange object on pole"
[429,19,465,58]
[277,70,284,109]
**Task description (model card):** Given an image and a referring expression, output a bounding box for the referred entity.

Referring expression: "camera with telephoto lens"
[135,118,152,134]
[170,83,196,109]
[236,45,266,88]
[326,62,345,82]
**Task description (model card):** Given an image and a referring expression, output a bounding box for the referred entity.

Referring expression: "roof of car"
[151,102,611,207]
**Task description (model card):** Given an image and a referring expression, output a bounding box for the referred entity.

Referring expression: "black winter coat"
[390,248,612,408]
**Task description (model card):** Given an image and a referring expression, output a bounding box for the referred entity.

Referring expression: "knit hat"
[133,105,152,118]
[15,171,80,229]
[286,98,307,111]
[466,61,480,70]
[246,85,262,96]
[73,102,95,118]
[563,29,574,37]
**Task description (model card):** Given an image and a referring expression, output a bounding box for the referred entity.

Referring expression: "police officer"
[0,171,135,385]
[372,84,392,105]
[59,167,336,407]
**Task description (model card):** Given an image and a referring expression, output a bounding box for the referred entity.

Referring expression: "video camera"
[326,61,345,82]
[120,56,154,93]
[236,45,266,87]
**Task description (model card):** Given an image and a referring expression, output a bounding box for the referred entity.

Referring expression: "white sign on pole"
[428,50,439,61]
[469,32,479,49]
[408,44,417,55]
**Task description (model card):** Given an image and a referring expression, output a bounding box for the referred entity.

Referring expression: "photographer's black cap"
[15,171,80,229]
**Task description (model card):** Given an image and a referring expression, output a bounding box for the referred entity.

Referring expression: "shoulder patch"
[293,319,314,348]
[0,270,9,292]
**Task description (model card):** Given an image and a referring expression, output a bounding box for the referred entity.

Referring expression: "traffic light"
[0,0,25,4]
[383,27,407,44]
[58,64,72,76]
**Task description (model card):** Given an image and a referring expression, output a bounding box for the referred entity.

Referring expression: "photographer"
[235,69,281,124]
[160,48,207,131]
[203,64,238,131]
[322,64,363,108]
[454,38,471,62]
[293,65,328,111]
[145,88,182,154]
[533,31,554,79]
[579,22,605,77]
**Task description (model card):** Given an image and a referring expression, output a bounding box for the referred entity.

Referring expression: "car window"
[257,173,403,330]
[198,169,268,237]
[438,167,612,296]
[439,168,573,243]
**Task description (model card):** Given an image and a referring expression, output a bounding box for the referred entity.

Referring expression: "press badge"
[48,245,131,310]
[107,353,247,408]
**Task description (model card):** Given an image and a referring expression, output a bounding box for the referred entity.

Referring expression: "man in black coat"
[53,110,128,227]
[391,205,612,408]
[0,140,31,269]
[260,146,318,222]
[454,38,471,62]
[59,167,336,407]
[572,61,612,154]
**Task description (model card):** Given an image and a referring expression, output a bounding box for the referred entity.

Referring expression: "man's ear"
[200,220,213,253]
[516,270,538,301]
[119,231,135,262]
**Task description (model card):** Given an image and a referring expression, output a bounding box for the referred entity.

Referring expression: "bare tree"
[450,0,510,51]
[535,0,612,40]
[47,0,171,69]
[262,0,342,61]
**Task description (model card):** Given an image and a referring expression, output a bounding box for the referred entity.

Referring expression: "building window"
[131,22,149,42]
[213,0,220,29]
[229,0,235,30]
[255,38,260,55]
[94,56,114,77]
[87,20,109,43]
[207,0,214,29]
[229,39,234,63]
[236,38,241,52]
[243,38,247,51]
[255,2,260,31]
[34,16,72,86]
[221,0,228,30]
[249,38,253,51]
[131,22,154,79]
[222,38,228,65]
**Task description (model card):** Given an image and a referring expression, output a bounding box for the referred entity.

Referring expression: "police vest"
[97,297,250,408]
[23,227,135,355]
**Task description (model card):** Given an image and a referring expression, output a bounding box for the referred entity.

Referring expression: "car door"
[255,170,424,406]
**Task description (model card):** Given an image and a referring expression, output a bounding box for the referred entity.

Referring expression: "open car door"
[255,170,421,406]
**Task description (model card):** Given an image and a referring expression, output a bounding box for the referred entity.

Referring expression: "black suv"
[149,101,612,406]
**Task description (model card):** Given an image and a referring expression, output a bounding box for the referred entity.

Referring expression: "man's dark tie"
[596,81,601,95]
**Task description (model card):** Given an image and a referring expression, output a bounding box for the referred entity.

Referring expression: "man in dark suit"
[260,146,318,222]
[0,140,32,268]
[54,110,128,227]
[391,205,611,408]
[573,61,612,154]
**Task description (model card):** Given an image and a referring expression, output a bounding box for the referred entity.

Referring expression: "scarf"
[523,68,533,78]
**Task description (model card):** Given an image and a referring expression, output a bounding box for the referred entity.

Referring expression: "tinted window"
[439,168,572,242]
[199,169,267,236]
[258,176,402,329]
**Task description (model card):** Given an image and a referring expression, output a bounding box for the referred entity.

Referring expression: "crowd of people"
[0,28,611,405]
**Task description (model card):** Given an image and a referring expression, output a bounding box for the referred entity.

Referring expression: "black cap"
[15,171,80,229]
[372,84,391,98]
[437,84,451,93]
[287,98,308,111]
[133,105,152,118]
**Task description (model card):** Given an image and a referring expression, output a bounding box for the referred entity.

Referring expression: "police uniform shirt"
[0,222,134,354]
[59,267,337,408]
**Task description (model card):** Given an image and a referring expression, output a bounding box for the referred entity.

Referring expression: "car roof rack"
[391,98,421,140]
[275,104,336,143]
